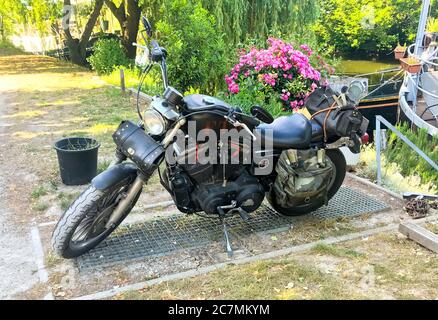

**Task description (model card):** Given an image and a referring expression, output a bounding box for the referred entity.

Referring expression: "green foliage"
[0,0,62,37]
[385,123,438,187]
[221,85,287,118]
[88,39,130,75]
[427,17,438,33]
[155,0,227,94]
[314,0,422,57]
[201,0,319,47]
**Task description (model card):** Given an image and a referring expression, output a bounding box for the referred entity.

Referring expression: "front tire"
[51,178,141,259]
[268,149,346,216]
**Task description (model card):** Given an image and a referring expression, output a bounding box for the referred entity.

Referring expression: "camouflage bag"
[272,149,333,208]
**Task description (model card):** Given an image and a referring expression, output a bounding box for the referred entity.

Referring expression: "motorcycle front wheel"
[268,149,346,216]
[51,177,142,259]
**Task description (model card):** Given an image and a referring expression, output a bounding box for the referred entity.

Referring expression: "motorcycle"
[52,17,368,258]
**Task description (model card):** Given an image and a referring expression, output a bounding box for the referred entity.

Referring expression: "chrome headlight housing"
[143,109,167,136]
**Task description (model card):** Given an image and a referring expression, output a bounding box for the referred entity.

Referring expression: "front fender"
[92,163,138,190]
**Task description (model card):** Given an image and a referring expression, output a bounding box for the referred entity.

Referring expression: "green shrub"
[156,0,227,94]
[357,144,436,194]
[384,123,438,187]
[88,39,129,75]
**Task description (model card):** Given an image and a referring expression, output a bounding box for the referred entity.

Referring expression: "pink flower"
[225,38,324,111]
[300,44,313,56]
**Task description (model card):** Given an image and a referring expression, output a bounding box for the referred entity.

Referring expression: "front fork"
[105,118,187,228]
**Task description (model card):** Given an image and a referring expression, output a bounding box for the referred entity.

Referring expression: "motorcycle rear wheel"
[51,177,141,259]
[268,149,346,216]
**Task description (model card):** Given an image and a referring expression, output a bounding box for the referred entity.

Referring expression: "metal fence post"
[376,118,382,185]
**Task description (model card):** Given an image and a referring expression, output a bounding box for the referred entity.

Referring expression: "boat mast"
[414,0,430,56]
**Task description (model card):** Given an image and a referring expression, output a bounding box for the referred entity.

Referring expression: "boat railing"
[404,42,438,119]
[375,115,438,186]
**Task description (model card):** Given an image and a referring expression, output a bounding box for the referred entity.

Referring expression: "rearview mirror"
[251,106,274,124]
[142,16,153,38]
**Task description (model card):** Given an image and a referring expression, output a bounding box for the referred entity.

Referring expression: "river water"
[337,59,399,84]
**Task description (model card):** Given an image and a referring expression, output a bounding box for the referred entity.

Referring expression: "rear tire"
[268,149,346,216]
[51,178,141,259]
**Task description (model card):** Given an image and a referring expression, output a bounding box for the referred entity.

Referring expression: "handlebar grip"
[238,114,260,128]
[151,40,160,50]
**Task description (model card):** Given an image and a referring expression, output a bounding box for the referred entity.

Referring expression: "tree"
[63,0,104,65]
[156,0,226,93]
[314,0,422,57]
[104,0,142,59]
[201,0,319,47]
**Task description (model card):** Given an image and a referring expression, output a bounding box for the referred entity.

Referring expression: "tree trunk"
[105,0,141,59]
[63,0,104,66]
[125,0,141,59]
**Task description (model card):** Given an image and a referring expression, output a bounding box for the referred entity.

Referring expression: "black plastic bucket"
[54,137,100,186]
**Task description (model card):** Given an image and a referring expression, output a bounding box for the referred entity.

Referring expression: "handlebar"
[236,113,260,128]
[150,40,160,50]
[132,42,148,50]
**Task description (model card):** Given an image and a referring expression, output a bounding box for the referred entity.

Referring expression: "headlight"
[143,110,167,136]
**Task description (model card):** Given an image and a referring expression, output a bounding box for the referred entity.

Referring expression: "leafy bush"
[155,0,226,94]
[224,38,332,116]
[88,39,129,75]
[357,144,437,194]
[385,123,438,187]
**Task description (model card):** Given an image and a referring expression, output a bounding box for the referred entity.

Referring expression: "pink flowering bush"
[225,38,333,114]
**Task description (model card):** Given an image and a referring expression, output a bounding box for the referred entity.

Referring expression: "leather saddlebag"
[112,121,164,174]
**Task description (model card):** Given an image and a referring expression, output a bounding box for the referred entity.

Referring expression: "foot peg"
[235,207,250,221]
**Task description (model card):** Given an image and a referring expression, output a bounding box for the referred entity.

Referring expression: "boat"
[398,0,438,137]
[329,68,403,140]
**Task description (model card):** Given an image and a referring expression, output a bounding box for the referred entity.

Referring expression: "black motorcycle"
[52,17,368,258]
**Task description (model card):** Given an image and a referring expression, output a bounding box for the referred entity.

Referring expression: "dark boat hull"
[358,95,399,140]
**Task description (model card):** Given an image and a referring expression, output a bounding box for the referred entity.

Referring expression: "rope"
[362,70,404,99]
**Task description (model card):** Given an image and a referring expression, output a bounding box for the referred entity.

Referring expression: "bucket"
[54,137,100,186]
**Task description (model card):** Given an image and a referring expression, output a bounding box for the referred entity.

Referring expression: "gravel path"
[0,94,41,298]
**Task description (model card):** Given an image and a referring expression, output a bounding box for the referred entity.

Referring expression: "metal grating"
[76,186,389,270]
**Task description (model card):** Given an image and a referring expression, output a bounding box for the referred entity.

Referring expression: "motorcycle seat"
[311,122,324,142]
[256,114,312,149]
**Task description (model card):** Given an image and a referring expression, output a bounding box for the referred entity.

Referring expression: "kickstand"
[218,207,233,258]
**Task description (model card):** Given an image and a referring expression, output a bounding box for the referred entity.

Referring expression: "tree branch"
[79,0,104,52]
[104,0,126,24]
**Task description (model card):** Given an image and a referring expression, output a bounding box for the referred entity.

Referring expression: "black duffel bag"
[305,86,364,142]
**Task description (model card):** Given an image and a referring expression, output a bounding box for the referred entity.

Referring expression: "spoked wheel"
[268,149,346,216]
[52,178,142,259]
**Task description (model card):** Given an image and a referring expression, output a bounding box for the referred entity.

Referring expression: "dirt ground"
[0,50,437,300]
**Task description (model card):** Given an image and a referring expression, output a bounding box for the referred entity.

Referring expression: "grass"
[32,202,49,212]
[0,40,25,56]
[426,222,438,234]
[45,252,63,268]
[115,232,438,300]
[31,186,48,199]
[97,160,112,174]
[57,192,81,211]
[101,66,162,96]
[118,259,349,300]
[311,243,365,259]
